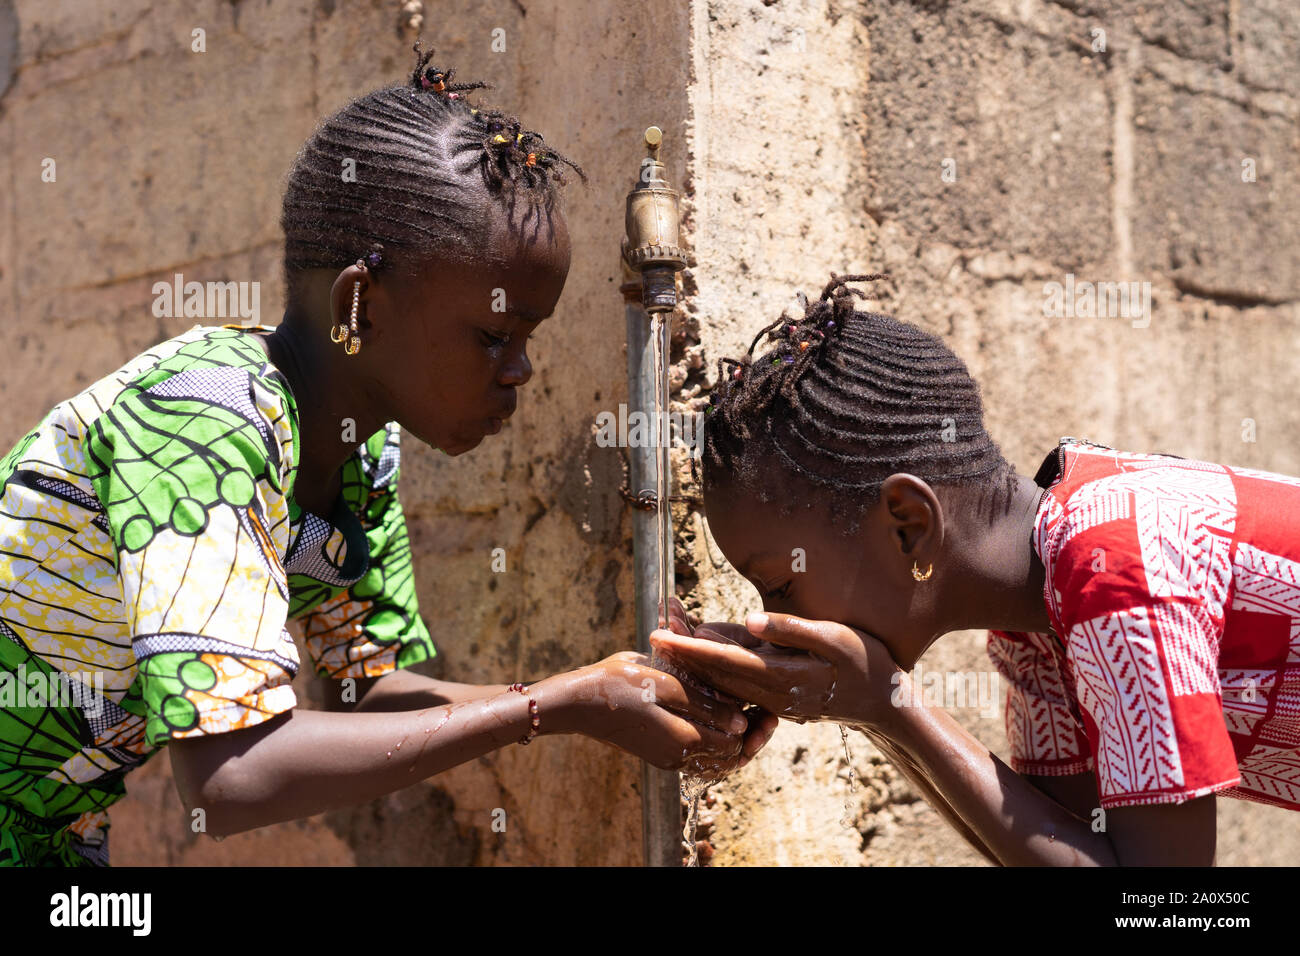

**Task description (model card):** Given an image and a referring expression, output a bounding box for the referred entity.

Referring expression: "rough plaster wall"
[0,0,690,865]
[2,0,1299,868]
[684,0,1300,865]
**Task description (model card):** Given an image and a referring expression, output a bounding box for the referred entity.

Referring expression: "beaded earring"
[343,260,364,356]
[332,250,383,354]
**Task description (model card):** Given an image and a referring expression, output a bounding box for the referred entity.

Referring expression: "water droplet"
[838,724,858,847]
[681,774,714,867]
[385,751,392,758]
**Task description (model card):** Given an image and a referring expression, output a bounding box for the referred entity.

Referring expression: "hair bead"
[282,40,584,288]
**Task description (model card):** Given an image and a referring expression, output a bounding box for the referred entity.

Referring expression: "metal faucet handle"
[624,125,686,313]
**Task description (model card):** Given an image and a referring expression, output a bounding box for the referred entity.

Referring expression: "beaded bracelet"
[507,682,540,745]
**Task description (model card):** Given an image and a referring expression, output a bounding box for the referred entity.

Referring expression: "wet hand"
[656,599,779,771]
[648,611,902,728]
[657,595,700,637]
[554,651,750,772]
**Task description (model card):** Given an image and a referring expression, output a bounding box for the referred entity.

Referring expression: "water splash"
[680,773,710,867]
[650,650,734,867]
[403,707,457,772]
[838,724,857,829]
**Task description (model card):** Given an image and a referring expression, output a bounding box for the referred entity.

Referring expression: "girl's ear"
[328,261,373,343]
[878,473,944,563]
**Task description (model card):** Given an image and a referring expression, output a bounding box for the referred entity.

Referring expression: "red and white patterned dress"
[988,438,1300,811]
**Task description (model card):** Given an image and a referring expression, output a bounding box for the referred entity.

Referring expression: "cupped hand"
[648,611,903,729]
[545,650,753,772]
[658,594,701,637]
[655,596,780,773]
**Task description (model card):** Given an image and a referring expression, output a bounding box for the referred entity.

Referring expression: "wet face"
[702,472,944,670]
[365,200,571,455]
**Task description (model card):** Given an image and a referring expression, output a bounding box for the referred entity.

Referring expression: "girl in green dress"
[0,44,768,866]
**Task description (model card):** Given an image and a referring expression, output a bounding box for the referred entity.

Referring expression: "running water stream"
[643,312,858,865]
[650,313,672,624]
[839,724,857,827]
[644,311,716,866]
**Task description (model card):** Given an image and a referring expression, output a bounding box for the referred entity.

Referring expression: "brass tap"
[622,126,687,313]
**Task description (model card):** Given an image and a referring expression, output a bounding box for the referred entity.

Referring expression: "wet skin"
[650,471,1219,865]
[652,471,1050,728]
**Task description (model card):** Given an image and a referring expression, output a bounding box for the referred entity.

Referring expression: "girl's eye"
[764,581,792,600]
[482,328,537,349]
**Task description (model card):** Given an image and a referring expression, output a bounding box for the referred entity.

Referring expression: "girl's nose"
[501,350,532,387]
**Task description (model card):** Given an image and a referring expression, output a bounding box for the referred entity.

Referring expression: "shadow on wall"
[0,2,15,103]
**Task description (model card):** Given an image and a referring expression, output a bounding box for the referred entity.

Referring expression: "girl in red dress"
[653,273,1300,865]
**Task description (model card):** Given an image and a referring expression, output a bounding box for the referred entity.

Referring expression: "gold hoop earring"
[331,279,359,345]
[912,560,933,582]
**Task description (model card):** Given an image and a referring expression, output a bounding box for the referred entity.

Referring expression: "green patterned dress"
[0,324,436,865]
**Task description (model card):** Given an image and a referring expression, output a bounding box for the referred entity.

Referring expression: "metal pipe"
[623,288,680,868]
[622,126,687,867]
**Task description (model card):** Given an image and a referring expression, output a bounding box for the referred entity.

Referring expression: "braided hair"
[701,273,1016,535]
[280,40,585,293]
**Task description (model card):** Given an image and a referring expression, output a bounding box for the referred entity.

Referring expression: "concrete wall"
[685,0,1300,865]
[0,0,690,866]
[2,0,1297,865]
